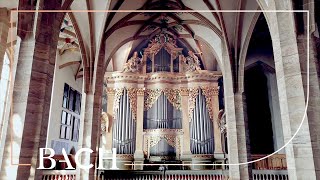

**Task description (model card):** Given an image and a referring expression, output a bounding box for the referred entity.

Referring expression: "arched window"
[0,53,11,127]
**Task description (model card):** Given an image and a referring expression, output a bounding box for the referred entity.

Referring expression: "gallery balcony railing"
[252,154,287,170]
[252,170,289,180]
[42,170,76,180]
[99,170,230,180]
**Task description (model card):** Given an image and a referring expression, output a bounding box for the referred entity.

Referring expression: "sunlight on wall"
[12,114,22,138]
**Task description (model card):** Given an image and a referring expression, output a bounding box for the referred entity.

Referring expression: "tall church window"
[0,53,10,132]
[60,83,81,142]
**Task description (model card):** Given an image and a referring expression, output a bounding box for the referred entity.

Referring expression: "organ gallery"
[101,32,225,170]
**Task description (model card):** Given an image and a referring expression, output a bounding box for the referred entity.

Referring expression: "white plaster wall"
[46,52,83,154]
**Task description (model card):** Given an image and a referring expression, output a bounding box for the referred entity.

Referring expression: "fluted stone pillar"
[0,8,9,79]
[133,88,145,170]
[212,86,223,156]
[180,88,192,162]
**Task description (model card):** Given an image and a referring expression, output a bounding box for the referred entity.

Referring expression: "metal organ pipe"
[190,90,214,154]
[113,89,136,154]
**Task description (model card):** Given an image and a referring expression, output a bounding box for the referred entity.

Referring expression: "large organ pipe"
[190,90,214,154]
[113,89,136,154]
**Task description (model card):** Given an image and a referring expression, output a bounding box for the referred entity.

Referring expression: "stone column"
[133,88,145,170]
[265,4,317,178]
[212,86,223,156]
[221,39,251,179]
[296,22,320,178]
[0,8,9,79]
[180,88,192,162]
[234,92,252,179]
[78,93,94,180]
[0,37,35,180]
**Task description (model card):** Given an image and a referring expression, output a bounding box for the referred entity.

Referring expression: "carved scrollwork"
[201,86,215,121]
[112,88,138,121]
[188,87,199,122]
[127,88,138,121]
[144,89,162,111]
[163,89,181,110]
[113,88,124,119]
[149,134,177,148]
[144,88,182,111]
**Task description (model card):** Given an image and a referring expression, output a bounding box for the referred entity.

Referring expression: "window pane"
[72,118,80,142]
[69,89,75,111]
[61,111,67,124]
[62,96,68,108]
[65,127,71,140]
[60,125,66,139]
[64,83,69,97]
[75,92,81,114]
[67,113,72,125]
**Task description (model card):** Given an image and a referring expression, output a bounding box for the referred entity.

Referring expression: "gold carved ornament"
[127,88,138,121]
[149,136,162,148]
[188,88,199,122]
[144,89,162,111]
[201,86,216,121]
[149,134,177,148]
[112,88,139,121]
[144,89,182,111]
[113,88,124,120]
[163,89,181,110]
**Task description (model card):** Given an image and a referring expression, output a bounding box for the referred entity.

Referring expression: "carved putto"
[183,51,201,72]
[101,112,111,133]
[218,109,227,134]
[122,52,143,73]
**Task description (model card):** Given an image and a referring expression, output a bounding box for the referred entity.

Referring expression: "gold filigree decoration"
[113,88,124,119]
[188,88,199,122]
[149,136,162,148]
[164,134,176,148]
[144,89,162,111]
[144,89,181,111]
[163,89,181,110]
[201,86,215,121]
[127,88,138,121]
[149,135,177,148]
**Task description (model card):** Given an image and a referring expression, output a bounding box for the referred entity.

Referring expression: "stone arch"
[237,11,261,93]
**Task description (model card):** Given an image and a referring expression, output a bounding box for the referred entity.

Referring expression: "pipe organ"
[101,33,224,170]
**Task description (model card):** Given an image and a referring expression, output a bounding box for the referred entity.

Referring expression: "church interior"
[0,0,320,179]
